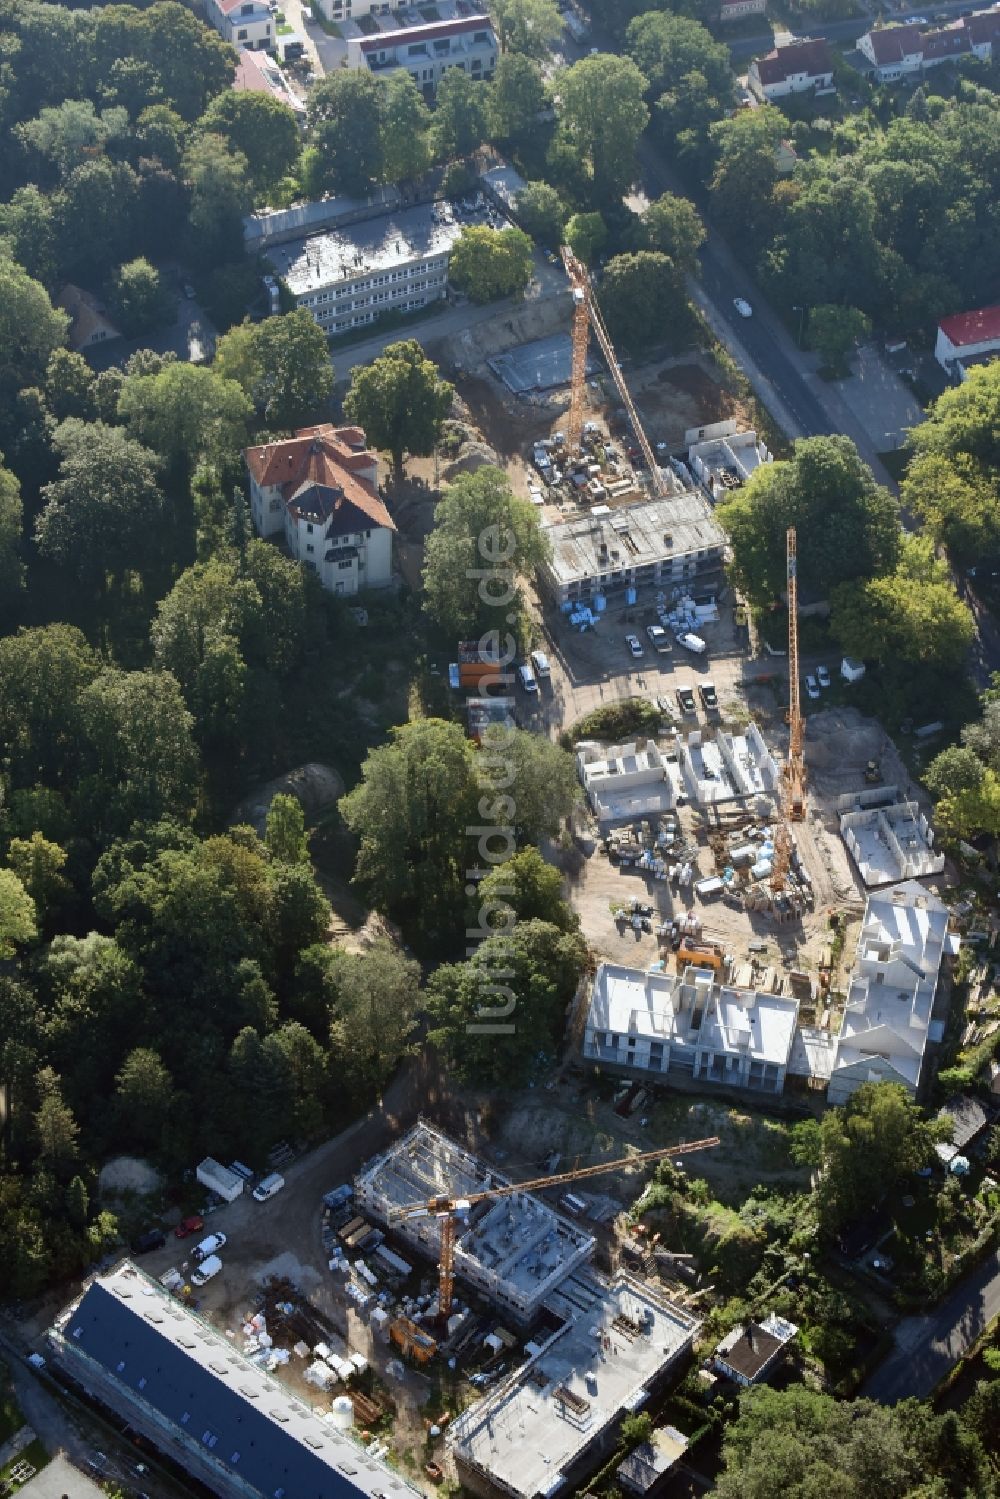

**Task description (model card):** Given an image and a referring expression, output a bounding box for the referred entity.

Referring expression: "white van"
[190,1254,222,1287]
[518,663,538,693]
[252,1172,285,1202]
[676,632,707,655]
[530,650,551,679]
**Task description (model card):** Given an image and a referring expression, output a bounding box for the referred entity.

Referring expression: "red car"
[175,1215,204,1239]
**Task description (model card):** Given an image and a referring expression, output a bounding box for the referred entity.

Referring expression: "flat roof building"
[577,739,678,824]
[828,880,951,1104]
[686,422,773,501]
[268,200,476,336]
[539,493,726,608]
[450,1274,699,1499]
[838,791,945,887]
[584,962,800,1096]
[48,1261,417,1499]
[355,1123,595,1324]
[345,8,498,95]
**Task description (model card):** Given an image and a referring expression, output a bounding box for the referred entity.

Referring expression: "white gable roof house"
[827,880,952,1105]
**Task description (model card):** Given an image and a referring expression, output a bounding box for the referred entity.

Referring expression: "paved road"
[725,0,986,56]
[863,1248,1000,1403]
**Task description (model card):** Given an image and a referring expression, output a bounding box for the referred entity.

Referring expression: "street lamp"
[792,304,806,346]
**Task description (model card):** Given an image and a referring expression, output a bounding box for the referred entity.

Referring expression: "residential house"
[47,1260,416,1499]
[713,1314,799,1386]
[316,0,401,22]
[204,0,272,49]
[266,200,474,336]
[56,284,122,353]
[938,1095,989,1152]
[245,424,396,596]
[616,1429,690,1495]
[859,7,1000,80]
[827,880,954,1105]
[748,38,834,100]
[232,46,306,120]
[345,10,498,96]
[935,304,1000,378]
[583,961,801,1095]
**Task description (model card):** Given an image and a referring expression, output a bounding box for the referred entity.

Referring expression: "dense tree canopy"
[719,436,901,605]
[557,54,649,200]
[343,340,453,485]
[214,310,334,431]
[449,225,533,304]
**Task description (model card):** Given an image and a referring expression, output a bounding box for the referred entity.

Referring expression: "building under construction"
[355,1123,595,1325]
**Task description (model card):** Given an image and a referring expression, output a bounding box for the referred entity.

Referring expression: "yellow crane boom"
[560,245,670,498]
[388,1134,721,1321]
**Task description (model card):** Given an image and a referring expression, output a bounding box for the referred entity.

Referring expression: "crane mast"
[770,527,806,891]
[391,1134,721,1322]
[560,245,669,499]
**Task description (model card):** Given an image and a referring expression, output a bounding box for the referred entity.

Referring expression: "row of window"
[299,267,446,308]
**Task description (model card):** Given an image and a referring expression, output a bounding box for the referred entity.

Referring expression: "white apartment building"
[346,11,498,94]
[748,38,834,100]
[859,6,1000,81]
[267,201,468,337]
[934,305,1000,378]
[245,424,396,597]
[583,962,800,1095]
[204,0,273,48]
[827,880,954,1104]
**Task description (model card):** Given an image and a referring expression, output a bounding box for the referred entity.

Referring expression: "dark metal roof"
[64,1275,406,1499]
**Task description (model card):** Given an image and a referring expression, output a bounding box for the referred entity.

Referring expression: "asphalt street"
[863,1249,1000,1403]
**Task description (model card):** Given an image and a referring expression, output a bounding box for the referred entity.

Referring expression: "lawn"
[0,1439,50,1492]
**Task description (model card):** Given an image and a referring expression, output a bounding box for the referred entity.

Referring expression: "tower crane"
[771,526,807,890]
[561,245,670,499]
[388,1135,720,1323]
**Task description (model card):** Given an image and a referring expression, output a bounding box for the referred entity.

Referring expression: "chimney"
[747,1325,756,1352]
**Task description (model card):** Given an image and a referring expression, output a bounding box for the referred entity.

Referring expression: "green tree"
[327,940,421,1094]
[901,453,1000,565]
[214,310,334,430]
[0,187,58,285]
[830,536,974,672]
[340,718,481,953]
[626,10,731,99]
[34,1067,79,1177]
[44,349,96,423]
[558,54,649,200]
[343,339,453,486]
[815,1082,944,1235]
[53,158,140,284]
[488,55,547,144]
[515,181,568,246]
[134,104,189,172]
[199,89,300,194]
[379,73,432,184]
[450,225,533,304]
[477,848,578,932]
[564,210,607,265]
[115,1047,175,1149]
[719,436,901,606]
[78,670,200,841]
[789,1117,822,1167]
[599,250,687,353]
[306,71,384,194]
[620,1413,653,1450]
[65,1175,89,1230]
[807,305,871,377]
[908,360,1000,475]
[924,745,986,801]
[0,256,69,432]
[119,360,252,479]
[642,192,705,273]
[432,69,488,161]
[482,730,582,844]
[0,458,25,614]
[422,465,549,638]
[108,257,172,337]
[18,98,129,178]
[709,106,786,248]
[265,794,310,865]
[0,624,101,792]
[35,420,166,589]
[490,0,562,56]
[93,1,236,121]
[182,132,252,267]
[0,869,36,958]
[6,834,71,925]
[426,920,588,1081]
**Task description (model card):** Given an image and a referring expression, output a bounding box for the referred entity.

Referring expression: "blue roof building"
[49,1260,417,1499]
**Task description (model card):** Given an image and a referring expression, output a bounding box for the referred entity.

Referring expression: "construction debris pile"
[604,815,698,883]
[702,815,814,921]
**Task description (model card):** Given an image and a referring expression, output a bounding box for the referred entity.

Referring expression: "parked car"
[252,1173,285,1203]
[175,1215,204,1239]
[192,1232,227,1263]
[698,680,719,712]
[646,624,672,653]
[676,632,707,655]
[816,665,831,688]
[805,674,820,700]
[625,633,644,658]
[132,1229,166,1254]
[733,297,752,318]
[530,649,551,679]
[190,1254,222,1287]
[518,662,538,692]
[676,686,697,716]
